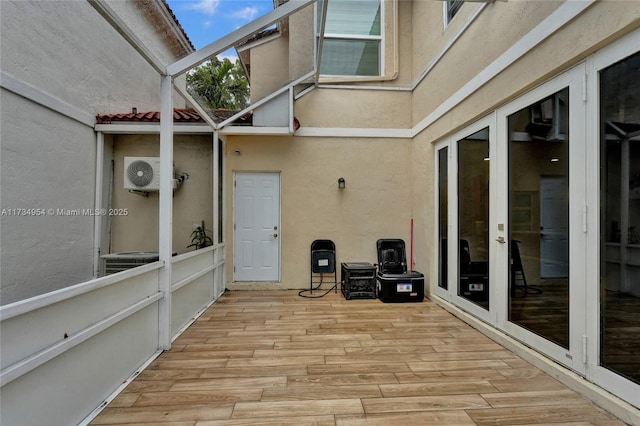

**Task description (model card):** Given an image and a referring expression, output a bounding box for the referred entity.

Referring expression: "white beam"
[213,131,220,245]
[158,75,173,350]
[93,132,105,278]
[172,74,219,130]
[167,0,317,77]
[218,70,315,129]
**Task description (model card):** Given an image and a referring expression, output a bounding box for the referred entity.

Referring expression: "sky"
[165,0,276,60]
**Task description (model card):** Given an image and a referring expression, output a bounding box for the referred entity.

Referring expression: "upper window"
[318,0,382,76]
[445,0,464,25]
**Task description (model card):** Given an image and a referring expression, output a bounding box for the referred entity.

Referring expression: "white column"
[213,130,220,245]
[159,75,173,349]
[93,131,104,278]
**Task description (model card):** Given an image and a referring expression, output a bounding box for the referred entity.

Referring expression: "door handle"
[273,233,278,238]
[495,236,506,244]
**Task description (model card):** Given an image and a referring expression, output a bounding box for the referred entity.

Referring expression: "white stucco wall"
[0,0,192,304]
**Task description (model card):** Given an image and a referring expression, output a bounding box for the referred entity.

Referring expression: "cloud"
[230,6,259,22]
[217,53,239,62]
[188,0,220,16]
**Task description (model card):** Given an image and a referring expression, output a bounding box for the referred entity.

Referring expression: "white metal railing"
[0,244,225,426]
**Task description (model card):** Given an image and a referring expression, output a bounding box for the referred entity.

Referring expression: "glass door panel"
[438,147,449,290]
[600,50,640,385]
[508,88,570,349]
[458,128,490,310]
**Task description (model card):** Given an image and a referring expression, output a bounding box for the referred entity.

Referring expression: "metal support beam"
[93,132,104,278]
[213,130,220,246]
[158,75,173,350]
[167,0,317,77]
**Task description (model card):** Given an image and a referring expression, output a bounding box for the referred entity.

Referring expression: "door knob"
[273,233,278,238]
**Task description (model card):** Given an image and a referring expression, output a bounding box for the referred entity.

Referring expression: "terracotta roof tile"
[96,108,252,125]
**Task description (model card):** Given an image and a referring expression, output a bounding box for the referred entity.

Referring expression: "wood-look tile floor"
[91,290,627,425]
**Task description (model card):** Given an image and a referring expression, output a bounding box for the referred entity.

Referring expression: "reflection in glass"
[600,51,640,385]
[508,88,570,348]
[438,147,448,289]
[458,128,490,309]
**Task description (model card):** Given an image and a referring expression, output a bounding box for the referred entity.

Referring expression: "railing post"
[159,75,173,349]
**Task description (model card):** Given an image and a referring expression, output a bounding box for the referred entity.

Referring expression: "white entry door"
[233,172,280,281]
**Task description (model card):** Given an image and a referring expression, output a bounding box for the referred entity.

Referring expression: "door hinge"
[582,335,587,364]
[582,205,588,233]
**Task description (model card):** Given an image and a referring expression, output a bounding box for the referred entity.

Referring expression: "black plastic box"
[376,239,424,303]
[376,271,425,303]
[341,262,376,300]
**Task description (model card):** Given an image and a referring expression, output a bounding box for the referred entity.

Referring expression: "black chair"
[310,240,337,294]
[510,239,541,296]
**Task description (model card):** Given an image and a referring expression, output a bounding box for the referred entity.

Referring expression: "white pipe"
[93,132,104,278]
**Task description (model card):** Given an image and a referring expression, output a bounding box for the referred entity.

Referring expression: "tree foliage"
[187,58,249,110]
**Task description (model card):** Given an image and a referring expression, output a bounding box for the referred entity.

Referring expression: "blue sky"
[166,0,276,60]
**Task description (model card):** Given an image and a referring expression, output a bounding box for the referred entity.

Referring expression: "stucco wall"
[294,88,412,129]
[0,0,191,304]
[224,135,413,290]
[250,36,290,102]
[109,135,213,257]
[0,1,178,115]
[408,1,640,296]
[0,91,96,304]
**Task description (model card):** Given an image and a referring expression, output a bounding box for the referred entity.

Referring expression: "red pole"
[410,219,414,271]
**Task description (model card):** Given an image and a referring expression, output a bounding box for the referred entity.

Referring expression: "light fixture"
[338,177,346,189]
[551,158,560,162]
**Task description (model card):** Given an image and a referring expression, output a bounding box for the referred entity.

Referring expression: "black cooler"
[376,239,424,303]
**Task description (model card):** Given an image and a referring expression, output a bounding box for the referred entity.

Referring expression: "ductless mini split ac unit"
[124,157,161,191]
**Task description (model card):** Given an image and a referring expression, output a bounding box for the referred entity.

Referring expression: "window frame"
[443,0,464,28]
[316,0,386,79]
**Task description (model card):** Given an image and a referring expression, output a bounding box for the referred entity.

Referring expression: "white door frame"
[584,29,640,408]
[497,63,587,374]
[233,171,281,282]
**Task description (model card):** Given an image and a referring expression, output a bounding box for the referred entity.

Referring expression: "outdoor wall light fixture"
[338,177,346,189]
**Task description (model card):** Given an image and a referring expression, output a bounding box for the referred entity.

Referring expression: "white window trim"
[316,0,386,80]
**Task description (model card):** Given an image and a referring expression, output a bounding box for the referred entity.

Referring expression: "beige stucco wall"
[412,1,640,141]
[224,135,413,290]
[294,88,412,128]
[408,1,640,296]
[109,135,213,256]
[227,0,640,298]
[250,36,290,102]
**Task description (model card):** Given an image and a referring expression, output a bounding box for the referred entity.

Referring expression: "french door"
[436,33,640,408]
[436,65,587,373]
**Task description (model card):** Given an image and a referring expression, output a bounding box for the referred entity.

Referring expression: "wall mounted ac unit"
[124,157,161,191]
